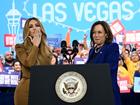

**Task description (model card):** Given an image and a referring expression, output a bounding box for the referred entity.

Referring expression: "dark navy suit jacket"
[87,43,121,105]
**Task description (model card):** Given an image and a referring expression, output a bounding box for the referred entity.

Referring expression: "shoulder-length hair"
[90,21,113,44]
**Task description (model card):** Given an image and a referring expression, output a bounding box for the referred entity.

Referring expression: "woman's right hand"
[28,29,42,47]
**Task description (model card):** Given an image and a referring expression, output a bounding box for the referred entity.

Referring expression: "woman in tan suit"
[14,17,53,105]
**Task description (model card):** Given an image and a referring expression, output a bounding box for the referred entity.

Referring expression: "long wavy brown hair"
[23,17,52,65]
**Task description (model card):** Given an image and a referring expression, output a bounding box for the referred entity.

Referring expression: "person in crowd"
[77,34,88,57]
[3,51,15,67]
[51,54,58,65]
[133,62,140,105]
[0,52,16,99]
[121,47,140,105]
[12,60,21,72]
[0,58,3,72]
[12,60,22,84]
[122,48,140,84]
[117,56,133,87]
[80,49,89,58]
[14,17,53,105]
[79,49,89,63]
[120,48,130,70]
[0,55,4,64]
[117,56,133,105]
[86,21,121,105]
[121,48,130,59]
[0,52,15,105]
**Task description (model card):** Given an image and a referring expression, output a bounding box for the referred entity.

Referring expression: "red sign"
[135,31,140,42]
[136,43,140,49]
[124,30,140,44]
[117,76,130,93]
[110,19,125,36]
[4,34,16,47]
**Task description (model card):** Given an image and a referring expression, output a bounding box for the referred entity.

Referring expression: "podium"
[29,64,115,105]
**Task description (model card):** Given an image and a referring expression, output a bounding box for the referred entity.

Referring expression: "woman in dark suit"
[86,21,121,105]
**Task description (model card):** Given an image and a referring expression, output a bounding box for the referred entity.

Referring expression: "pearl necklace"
[94,44,104,53]
[95,47,102,53]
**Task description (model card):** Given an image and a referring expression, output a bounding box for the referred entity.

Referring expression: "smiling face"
[91,24,106,45]
[13,61,21,72]
[131,51,140,63]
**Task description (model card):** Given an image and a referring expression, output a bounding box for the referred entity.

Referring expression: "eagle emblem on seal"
[55,71,87,103]
[63,81,79,96]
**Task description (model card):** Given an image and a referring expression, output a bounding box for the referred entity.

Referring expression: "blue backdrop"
[0,0,140,55]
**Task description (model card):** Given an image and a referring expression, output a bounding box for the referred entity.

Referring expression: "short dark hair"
[12,60,21,66]
[125,49,130,55]
[90,21,113,44]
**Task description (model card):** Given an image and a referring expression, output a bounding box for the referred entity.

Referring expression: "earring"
[105,34,108,38]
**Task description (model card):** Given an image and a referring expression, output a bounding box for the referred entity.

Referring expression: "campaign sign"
[0,72,21,87]
[135,31,140,43]
[47,34,62,47]
[74,57,87,64]
[20,18,27,28]
[124,30,140,44]
[134,77,140,93]
[4,34,16,47]
[117,76,130,93]
[110,19,125,36]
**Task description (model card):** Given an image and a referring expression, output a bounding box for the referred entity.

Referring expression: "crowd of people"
[0,17,140,105]
[0,51,21,105]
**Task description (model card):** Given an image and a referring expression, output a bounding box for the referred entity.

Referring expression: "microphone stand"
[61,47,78,64]
[60,40,79,64]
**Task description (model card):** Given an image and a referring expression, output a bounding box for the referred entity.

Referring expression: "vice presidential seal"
[55,71,87,103]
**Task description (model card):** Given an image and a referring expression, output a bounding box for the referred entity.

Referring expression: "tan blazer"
[14,43,52,105]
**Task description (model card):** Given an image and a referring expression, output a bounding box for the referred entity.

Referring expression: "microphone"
[60,40,79,64]
[72,40,79,48]
[72,40,79,53]
[72,40,79,59]
[60,40,68,61]
[61,40,67,54]
[61,40,67,48]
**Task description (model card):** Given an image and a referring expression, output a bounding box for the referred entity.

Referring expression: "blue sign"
[0,71,21,87]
